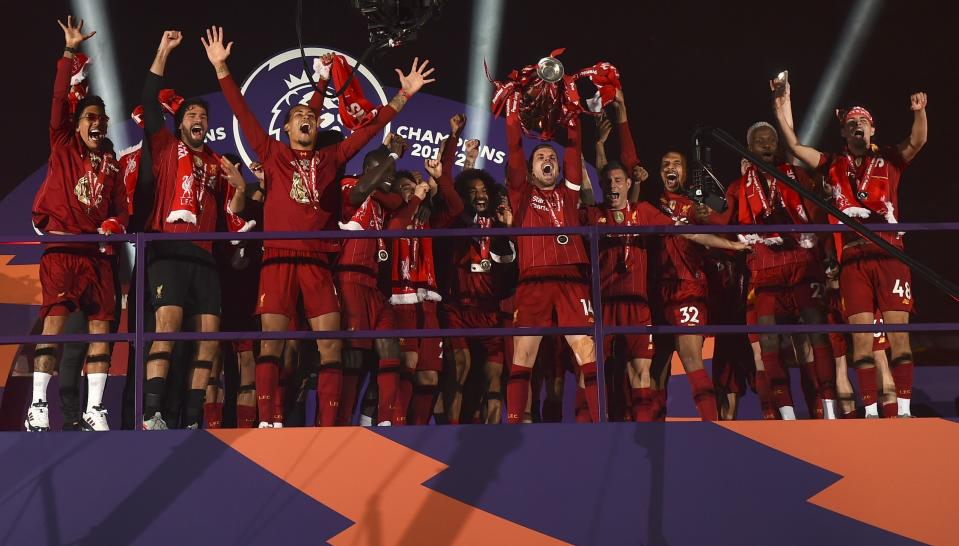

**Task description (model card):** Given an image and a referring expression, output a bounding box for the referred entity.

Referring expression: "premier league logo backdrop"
[226,46,521,177]
[232,47,391,169]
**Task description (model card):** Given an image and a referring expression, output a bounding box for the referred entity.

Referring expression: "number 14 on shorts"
[579,298,594,316]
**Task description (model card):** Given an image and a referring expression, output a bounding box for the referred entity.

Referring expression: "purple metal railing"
[2,221,957,426]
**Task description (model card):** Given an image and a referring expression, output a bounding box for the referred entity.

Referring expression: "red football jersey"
[586,202,674,298]
[657,191,706,283]
[145,129,227,253]
[505,109,588,278]
[337,176,403,288]
[32,57,128,242]
[220,74,395,253]
[820,146,907,251]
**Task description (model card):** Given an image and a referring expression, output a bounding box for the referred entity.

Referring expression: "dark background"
[8,0,957,320]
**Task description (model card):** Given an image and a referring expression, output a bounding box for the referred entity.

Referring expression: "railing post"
[588,225,607,423]
[134,232,145,428]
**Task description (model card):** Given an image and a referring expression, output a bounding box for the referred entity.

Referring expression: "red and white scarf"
[165,143,251,235]
[827,146,897,225]
[390,218,440,304]
[738,164,815,248]
[330,54,376,130]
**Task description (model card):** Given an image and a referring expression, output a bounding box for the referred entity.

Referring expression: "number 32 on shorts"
[679,305,700,325]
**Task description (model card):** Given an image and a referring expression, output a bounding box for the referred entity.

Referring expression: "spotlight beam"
[465,0,505,168]
[70,0,128,150]
[798,0,884,147]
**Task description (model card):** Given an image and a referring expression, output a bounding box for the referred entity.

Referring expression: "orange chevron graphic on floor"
[209,427,569,546]
[0,255,40,305]
[719,419,959,545]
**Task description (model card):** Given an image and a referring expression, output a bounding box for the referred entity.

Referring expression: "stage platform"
[1,420,954,545]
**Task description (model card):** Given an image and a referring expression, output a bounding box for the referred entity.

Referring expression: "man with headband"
[204,26,435,426]
[773,77,927,418]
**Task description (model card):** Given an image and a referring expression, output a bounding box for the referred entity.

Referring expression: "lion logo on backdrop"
[233,47,390,170]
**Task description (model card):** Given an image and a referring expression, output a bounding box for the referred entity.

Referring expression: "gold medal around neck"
[613,211,625,224]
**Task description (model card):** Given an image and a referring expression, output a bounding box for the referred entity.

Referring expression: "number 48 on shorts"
[892,278,911,301]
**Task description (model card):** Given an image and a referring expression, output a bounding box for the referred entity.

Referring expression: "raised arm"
[771,80,823,169]
[579,153,596,207]
[143,31,182,137]
[203,26,274,160]
[613,89,641,172]
[564,115,584,187]
[463,139,480,170]
[307,54,333,116]
[505,102,528,192]
[898,92,928,164]
[426,116,465,227]
[350,134,407,207]
[52,16,96,144]
[594,115,611,172]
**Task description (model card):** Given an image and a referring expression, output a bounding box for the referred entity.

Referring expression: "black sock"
[143,377,166,418]
[184,389,206,428]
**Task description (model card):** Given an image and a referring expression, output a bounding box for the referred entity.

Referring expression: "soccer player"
[336,134,408,425]
[724,121,836,419]
[204,26,435,426]
[387,117,465,425]
[140,31,246,429]
[27,16,128,431]
[651,151,737,420]
[501,94,605,423]
[773,77,927,418]
[584,163,748,421]
[440,149,516,424]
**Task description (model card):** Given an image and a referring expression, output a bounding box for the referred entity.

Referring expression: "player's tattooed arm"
[388,57,435,113]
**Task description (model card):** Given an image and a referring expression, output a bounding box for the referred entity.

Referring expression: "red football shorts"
[661,279,708,327]
[395,300,443,372]
[444,303,505,364]
[602,298,654,360]
[339,277,395,350]
[751,259,825,319]
[257,248,340,320]
[514,279,594,328]
[39,248,115,322]
[839,246,913,318]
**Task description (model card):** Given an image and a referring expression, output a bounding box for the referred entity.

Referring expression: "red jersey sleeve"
[109,161,131,228]
[563,116,583,187]
[387,195,423,229]
[50,57,74,147]
[219,74,277,163]
[333,105,397,168]
[881,144,909,169]
[505,110,528,192]
[372,190,405,212]
[430,135,465,228]
[307,78,330,116]
[637,202,677,226]
[617,121,640,171]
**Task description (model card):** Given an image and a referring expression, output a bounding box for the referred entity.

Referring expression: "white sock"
[897,397,911,416]
[32,372,52,404]
[864,402,879,417]
[779,406,796,420]
[822,399,836,420]
[86,373,108,411]
[359,414,373,427]
[272,422,284,429]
